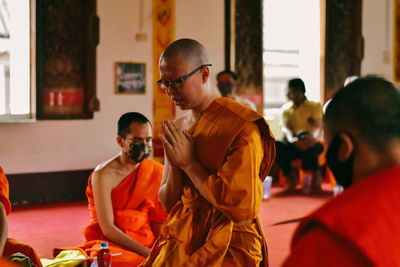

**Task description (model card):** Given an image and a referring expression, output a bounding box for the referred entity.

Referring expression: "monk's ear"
[201,66,210,84]
[116,136,124,148]
[338,132,354,162]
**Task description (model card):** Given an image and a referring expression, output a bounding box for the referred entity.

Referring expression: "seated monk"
[283,76,400,266]
[81,112,168,267]
[0,166,42,267]
[140,39,275,266]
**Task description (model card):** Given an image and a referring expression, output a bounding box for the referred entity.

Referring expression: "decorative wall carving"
[36,0,99,119]
[234,0,262,96]
[325,0,362,100]
[232,0,362,105]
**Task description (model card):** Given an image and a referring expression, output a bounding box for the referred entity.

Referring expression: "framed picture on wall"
[115,62,146,94]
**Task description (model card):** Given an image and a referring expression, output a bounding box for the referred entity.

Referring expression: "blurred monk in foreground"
[81,112,168,267]
[283,76,400,266]
[0,166,42,266]
[140,39,275,266]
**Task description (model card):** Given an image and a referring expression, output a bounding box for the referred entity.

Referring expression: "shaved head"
[324,76,400,151]
[160,38,210,67]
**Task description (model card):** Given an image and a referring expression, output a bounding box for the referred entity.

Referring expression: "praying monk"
[140,39,275,266]
[82,112,168,266]
[0,166,42,266]
[283,76,400,266]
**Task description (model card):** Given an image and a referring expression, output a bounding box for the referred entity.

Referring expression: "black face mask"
[218,83,235,96]
[126,142,152,163]
[326,134,355,188]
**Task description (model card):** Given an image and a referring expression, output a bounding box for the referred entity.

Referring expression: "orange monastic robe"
[82,159,168,267]
[0,166,42,267]
[141,98,276,267]
[0,257,18,267]
[0,166,11,217]
[283,165,400,266]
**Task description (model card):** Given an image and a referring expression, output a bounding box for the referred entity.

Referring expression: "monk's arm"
[92,171,150,258]
[161,119,261,221]
[181,161,213,203]
[158,155,184,212]
[181,135,256,221]
[183,126,268,223]
[0,202,8,256]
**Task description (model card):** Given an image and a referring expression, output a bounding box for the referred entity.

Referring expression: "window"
[0,0,31,120]
[0,0,99,121]
[263,0,321,113]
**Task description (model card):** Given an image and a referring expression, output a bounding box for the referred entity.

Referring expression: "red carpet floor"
[8,201,89,259]
[7,185,333,266]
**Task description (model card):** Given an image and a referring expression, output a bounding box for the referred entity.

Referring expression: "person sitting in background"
[216,70,257,110]
[275,78,324,192]
[283,76,400,266]
[82,112,168,267]
[0,166,42,267]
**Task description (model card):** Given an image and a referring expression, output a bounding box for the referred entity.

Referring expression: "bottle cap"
[101,242,108,248]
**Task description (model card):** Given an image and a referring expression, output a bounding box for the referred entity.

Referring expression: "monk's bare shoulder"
[94,154,121,173]
[92,155,122,188]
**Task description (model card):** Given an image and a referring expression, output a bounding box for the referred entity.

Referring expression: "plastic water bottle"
[333,185,344,196]
[97,242,111,267]
[302,171,312,194]
[262,176,273,199]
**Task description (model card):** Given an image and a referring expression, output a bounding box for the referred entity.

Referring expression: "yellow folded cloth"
[41,250,89,267]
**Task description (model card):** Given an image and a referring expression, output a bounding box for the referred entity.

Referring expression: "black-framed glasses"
[157,64,212,92]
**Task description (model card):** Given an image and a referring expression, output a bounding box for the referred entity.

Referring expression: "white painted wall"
[0,0,224,174]
[175,0,224,118]
[361,0,393,80]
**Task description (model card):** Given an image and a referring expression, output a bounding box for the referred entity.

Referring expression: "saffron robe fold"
[0,257,18,267]
[283,165,400,266]
[0,166,11,216]
[82,159,168,267]
[141,98,276,267]
[0,166,42,267]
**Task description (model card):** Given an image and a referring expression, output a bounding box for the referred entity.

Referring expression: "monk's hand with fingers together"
[160,120,195,169]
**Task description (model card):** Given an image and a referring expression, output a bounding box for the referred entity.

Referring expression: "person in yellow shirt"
[140,38,275,266]
[275,78,324,192]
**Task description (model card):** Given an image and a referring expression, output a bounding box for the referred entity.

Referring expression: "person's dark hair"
[324,75,400,151]
[216,70,238,81]
[288,78,306,94]
[118,112,151,138]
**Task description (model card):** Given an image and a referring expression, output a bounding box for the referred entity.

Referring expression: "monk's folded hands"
[160,120,196,169]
